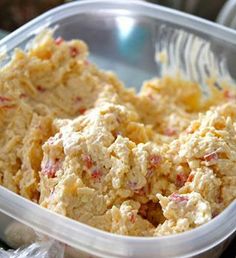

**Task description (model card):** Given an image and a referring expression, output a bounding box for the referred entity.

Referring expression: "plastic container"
[217,0,236,29]
[0,1,236,257]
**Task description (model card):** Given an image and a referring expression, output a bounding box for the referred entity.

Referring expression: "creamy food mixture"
[0,30,235,236]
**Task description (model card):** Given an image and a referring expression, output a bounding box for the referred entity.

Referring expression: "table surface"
[0,29,235,258]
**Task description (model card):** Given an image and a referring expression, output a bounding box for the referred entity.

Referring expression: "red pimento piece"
[139,204,148,218]
[19,93,27,99]
[55,37,64,45]
[36,85,46,93]
[148,154,162,169]
[203,152,218,162]
[187,174,194,182]
[128,212,136,224]
[75,96,82,102]
[83,155,93,169]
[70,47,79,57]
[91,168,102,181]
[175,173,188,188]
[0,96,16,109]
[79,108,86,115]
[41,158,61,178]
[0,96,11,102]
[164,128,176,136]
[84,60,90,66]
[170,193,189,203]
[224,90,236,100]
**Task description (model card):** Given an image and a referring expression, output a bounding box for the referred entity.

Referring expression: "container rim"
[1,0,236,52]
[0,1,235,257]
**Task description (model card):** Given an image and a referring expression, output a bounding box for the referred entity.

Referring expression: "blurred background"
[0,0,232,32]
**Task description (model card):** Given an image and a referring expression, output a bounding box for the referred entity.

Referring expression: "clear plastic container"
[0,1,236,257]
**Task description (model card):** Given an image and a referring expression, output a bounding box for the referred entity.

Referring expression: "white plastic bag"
[0,239,64,258]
